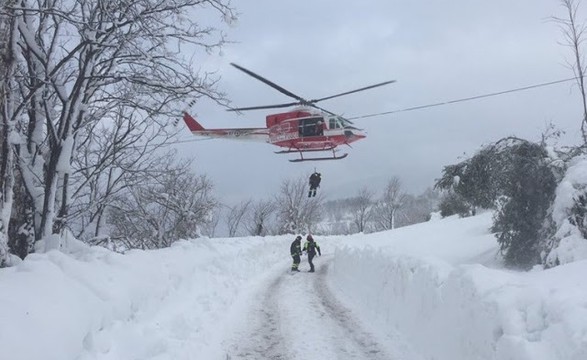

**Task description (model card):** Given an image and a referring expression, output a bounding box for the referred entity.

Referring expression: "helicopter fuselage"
[266,109,366,151]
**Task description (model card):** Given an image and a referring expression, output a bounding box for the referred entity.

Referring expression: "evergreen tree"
[436,137,558,269]
[438,191,470,218]
[490,142,558,268]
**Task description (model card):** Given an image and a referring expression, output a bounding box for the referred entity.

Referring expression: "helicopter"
[182,63,395,162]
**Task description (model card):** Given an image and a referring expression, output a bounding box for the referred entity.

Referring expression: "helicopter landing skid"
[275,147,335,154]
[289,153,348,162]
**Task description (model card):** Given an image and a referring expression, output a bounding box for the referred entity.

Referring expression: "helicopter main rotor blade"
[308,103,336,116]
[227,102,301,112]
[230,63,308,103]
[310,80,396,103]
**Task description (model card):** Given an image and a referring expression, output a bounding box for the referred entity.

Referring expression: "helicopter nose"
[344,129,367,140]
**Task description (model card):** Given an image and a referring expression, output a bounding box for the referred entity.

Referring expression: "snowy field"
[1,212,586,360]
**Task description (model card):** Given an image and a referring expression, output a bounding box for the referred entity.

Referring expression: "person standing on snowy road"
[290,235,303,272]
[303,234,321,272]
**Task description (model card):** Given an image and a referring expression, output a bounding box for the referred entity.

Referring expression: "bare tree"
[373,177,407,231]
[275,176,324,234]
[68,105,175,242]
[225,199,252,237]
[244,199,276,236]
[321,199,353,235]
[108,158,218,250]
[554,0,587,143]
[0,0,18,266]
[200,207,221,238]
[396,188,440,227]
[4,0,234,252]
[349,187,374,233]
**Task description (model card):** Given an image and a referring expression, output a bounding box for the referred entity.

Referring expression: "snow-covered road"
[225,256,394,360]
[3,214,587,360]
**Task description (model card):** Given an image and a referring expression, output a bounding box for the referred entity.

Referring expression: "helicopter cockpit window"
[329,117,341,129]
[329,116,353,129]
[338,116,358,129]
[299,117,324,137]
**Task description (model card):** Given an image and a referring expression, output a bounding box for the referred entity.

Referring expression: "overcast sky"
[175,0,584,205]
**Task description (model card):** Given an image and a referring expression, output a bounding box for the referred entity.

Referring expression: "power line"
[6,77,578,148]
[141,136,213,149]
[347,76,579,120]
[169,76,579,146]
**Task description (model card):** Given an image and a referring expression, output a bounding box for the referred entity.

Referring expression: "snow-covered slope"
[1,213,586,360]
[0,237,291,360]
[330,212,587,360]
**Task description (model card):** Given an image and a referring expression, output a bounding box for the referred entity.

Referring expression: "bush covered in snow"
[438,190,471,218]
[542,155,587,267]
[437,137,560,269]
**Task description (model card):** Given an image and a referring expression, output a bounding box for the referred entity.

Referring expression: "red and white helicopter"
[183,63,395,162]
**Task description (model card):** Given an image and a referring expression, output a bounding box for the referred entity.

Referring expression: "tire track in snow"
[226,258,394,360]
[227,273,290,360]
[312,262,392,359]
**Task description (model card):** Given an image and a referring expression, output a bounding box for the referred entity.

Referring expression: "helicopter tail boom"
[183,112,206,131]
[182,112,269,142]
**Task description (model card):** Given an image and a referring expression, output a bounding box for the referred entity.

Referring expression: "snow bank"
[546,155,587,265]
[0,236,290,360]
[330,213,587,360]
[2,212,587,360]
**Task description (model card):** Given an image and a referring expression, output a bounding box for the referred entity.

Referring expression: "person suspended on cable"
[308,171,321,197]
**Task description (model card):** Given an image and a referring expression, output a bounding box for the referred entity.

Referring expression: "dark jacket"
[309,173,321,188]
[290,238,302,256]
[303,239,321,256]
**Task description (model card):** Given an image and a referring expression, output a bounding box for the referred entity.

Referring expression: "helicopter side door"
[298,117,325,137]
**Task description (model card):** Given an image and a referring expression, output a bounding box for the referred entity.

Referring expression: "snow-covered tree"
[373,177,407,231]
[200,207,221,238]
[396,188,439,226]
[491,142,558,269]
[438,190,470,218]
[437,137,560,269]
[553,0,587,143]
[436,146,499,213]
[226,200,252,237]
[349,187,374,233]
[275,176,323,234]
[540,154,587,267]
[0,0,18,266]
[3,0,234,253]
[68,105,176,242]
[318,198,353,235]
[107,158,218,250]
[244,199,276,236]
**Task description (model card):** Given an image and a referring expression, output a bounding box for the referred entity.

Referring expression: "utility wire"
[141,136,213,149]
[168,76,578,147]
[347,76,578,120]
[6,77,577,148]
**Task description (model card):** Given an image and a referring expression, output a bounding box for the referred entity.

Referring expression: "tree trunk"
[39,148,60,242]
[7,179,34,259]
[0,1,17,266]
[54,172,69,235]
[391,208,396,230]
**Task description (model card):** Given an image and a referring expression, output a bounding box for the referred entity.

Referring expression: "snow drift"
[1,212,586,359]
[330,213,587,360]
[545,155,587,266]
